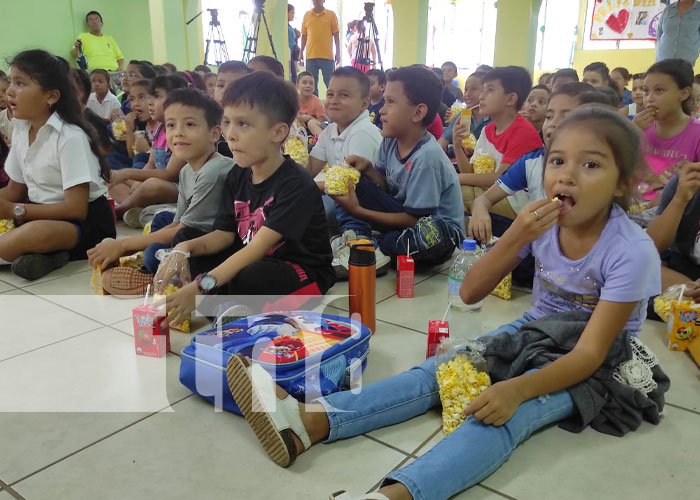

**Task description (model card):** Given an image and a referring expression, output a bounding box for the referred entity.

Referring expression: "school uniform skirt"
[66,195,117,261]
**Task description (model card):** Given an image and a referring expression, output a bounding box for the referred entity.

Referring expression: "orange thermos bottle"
[348,240,376,333]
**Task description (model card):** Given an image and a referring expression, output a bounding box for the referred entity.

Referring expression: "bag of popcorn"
[153,249,192,332]
[479,238,512,300]
[435,339,491,435]
[654,284,695,323]
[324,163,361,196]
[284,120,309,168]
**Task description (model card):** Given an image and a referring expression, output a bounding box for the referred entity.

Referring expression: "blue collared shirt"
[656,1,700,65]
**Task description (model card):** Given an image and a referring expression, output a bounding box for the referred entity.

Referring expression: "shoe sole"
[102,267,154,297]
[11,252,70,281]
[123,208,144,229]
[226,354,297,468]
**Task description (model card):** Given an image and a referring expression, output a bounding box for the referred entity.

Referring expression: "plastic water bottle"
[447,239,483,312]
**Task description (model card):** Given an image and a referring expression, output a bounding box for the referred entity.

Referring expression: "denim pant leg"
[106,151,133,170]
[131,152,150,170]
[378,216,459,264]
[316,316,532,441]
[143,242,170,274]
[150,210,175,232]
[306,59,322,95]
[335,177,404,239]
[385,382,574,500]
[319,59,334,89]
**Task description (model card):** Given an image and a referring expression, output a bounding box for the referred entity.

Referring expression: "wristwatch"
[13,204,26,225]
[196,273,218,295]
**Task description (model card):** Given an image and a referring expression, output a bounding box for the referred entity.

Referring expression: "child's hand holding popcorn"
[464,379,524,427]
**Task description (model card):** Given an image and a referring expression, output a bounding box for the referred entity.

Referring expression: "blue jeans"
[317,315,575,500]
[336,177,460,266]
[107,151,150,170]
[143,211,176,274]
[306,58,334,95]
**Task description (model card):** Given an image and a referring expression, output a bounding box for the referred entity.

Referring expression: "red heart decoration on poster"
[606,9,630,34]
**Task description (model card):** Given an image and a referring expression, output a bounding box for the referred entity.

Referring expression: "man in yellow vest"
[70,11,124,72]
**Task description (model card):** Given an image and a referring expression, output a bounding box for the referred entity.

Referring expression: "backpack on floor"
[179,310,372,414]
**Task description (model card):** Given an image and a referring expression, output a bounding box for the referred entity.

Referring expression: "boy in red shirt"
[455,66,542,218]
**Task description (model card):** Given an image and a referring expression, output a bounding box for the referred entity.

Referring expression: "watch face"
[14,205,25,217]
[200,275,217,291]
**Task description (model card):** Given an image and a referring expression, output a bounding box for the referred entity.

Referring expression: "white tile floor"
[1,224,699,500]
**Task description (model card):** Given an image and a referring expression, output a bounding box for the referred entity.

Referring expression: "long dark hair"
[10,50,111,182]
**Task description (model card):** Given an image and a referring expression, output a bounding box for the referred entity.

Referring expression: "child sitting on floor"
[214,61,252,158]
[158,71,336,324]
[107,74,189,226]
[223,106,665,500]
[87,69,120,123]
[88,88,234,294]
[296,71,326,137]
[330,65,465,278]
[520,84,550,139]
[366,69,386,129]
[457,66,543,220]
[0,72,13,145]
[0,50,115,280]
[646,161,700,313]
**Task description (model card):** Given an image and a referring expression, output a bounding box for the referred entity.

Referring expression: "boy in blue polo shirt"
[331,65,465,278]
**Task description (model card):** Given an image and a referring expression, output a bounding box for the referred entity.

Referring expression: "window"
[534,0,579,70]
[581,0,656,51]
[427,0,497,73]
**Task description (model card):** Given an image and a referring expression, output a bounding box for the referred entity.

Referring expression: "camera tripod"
[187,9,229,66]
[353,2,383,71]
[242,0,278,62]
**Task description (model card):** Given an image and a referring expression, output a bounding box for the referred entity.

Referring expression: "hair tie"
[184,71,196,87]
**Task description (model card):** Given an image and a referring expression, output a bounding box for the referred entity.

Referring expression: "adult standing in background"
[656,0,700,66]
[70,11,124,71]
[288,4,300,83]
[300,0,341,95]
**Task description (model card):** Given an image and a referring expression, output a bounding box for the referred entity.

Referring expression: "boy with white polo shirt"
[308,67,382,178]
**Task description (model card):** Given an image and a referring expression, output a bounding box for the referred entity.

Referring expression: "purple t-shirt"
[518,205,661,337]
[640,118,700,201]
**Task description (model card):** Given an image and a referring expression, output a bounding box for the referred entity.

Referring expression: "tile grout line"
[365,455,414,495]
[0,478,26,500]
[361,434,413,458]
[106,325,183,358]
[15,268,92,290]
[476,484,520,500]
[8,393,194,488]
[21,286,130,328]
[665,402,700,417]
[376,317,428,336]
[0,324,112,364]
[408,426,443,456]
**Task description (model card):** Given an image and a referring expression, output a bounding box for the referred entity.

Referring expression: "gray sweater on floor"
[481,311,670,437]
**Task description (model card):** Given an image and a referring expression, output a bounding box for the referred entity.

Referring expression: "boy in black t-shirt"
[159,72,335,323]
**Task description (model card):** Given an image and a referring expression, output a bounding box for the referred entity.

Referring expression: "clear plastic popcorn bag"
[153,248,192,332]
[654,284,695,323]
[324,163,361,196]
[284,120,309,168]
[435,338,491,435]
[111,109,127,141]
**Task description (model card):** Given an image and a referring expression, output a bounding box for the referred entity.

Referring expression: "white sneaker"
[331,230,357,280]
[374,247,390,276]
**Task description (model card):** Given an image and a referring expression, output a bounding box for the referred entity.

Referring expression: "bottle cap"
[349,241,376,267]
[462,239,477,251]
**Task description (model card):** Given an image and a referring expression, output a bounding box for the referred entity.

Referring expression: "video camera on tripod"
[353,2,384,71]
[242,0,278,62]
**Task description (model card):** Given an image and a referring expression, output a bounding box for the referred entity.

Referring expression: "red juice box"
[397,256,415,298]
[106,195,117,225]
[426,320,450,359]
[132,304,170,358]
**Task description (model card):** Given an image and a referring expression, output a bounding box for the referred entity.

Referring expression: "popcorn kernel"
[0,219,15,234]
[461,134,476,151]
